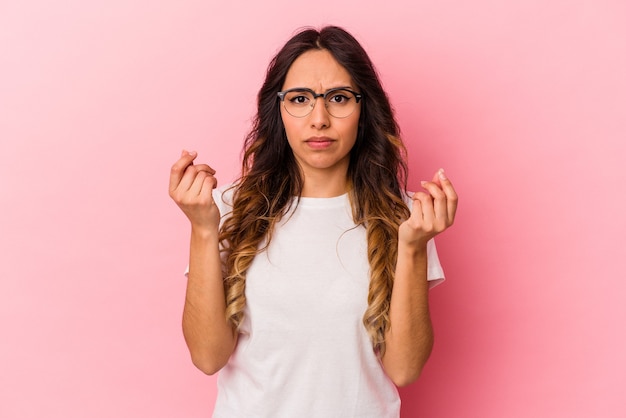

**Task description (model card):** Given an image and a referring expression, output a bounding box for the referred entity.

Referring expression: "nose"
[309,96,330,129]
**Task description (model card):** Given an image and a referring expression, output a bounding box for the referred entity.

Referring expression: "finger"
[178,165,215,195]
[430,170,442,187]
[176,164,199,194]
[169,150,198,193]
[420,180,447,223]
[198,175,218,203]
[202,176,218,201]
[188,170,212,197]
[410,193,423,222]
[192,163,216,175]
[174,164,215,197]
[436,169,458,223]
[412,191,434,228]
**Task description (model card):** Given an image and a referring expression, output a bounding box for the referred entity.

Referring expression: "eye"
[290,95,309,104]
[328,92,351,104]
[285,91,312,106]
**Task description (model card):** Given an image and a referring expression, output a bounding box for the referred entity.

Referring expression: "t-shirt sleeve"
[426,238,445,288]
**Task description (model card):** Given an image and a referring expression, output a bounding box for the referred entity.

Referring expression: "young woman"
[169,26,457,418]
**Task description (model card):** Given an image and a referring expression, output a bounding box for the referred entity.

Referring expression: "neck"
[300,166,350,198]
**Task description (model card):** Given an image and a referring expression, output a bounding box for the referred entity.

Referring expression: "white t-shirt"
[206,186,444,418]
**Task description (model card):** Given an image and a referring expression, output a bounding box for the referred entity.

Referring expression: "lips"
[305,136,334,149]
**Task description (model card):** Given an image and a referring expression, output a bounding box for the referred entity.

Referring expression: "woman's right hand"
[169,150,220,231]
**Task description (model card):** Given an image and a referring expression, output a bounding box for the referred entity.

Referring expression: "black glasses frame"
[277,87,363,103]
[277,87,363,118]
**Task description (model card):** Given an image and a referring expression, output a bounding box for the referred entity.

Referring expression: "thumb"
[431,169,442,186]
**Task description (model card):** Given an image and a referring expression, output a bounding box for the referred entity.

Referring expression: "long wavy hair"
[219,26,410,356]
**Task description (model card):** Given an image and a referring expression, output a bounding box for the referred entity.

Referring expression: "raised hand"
[169,150,220,231]
[398,169,458,248]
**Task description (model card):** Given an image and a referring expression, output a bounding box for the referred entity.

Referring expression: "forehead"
[282,49,355,91]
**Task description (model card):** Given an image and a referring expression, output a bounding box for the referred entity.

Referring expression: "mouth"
[305,136,335,149]
[306,136,334,142]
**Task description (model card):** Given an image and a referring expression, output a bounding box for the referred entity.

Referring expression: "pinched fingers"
[169,151,217,205]
[420,180,446,225]
[407,169,458,239]
[434,169,458,225]
[181,163,215,192]
[187,169,217,199]
[169,150,198,193]
[410,191,434,228]
[420,172,455,229]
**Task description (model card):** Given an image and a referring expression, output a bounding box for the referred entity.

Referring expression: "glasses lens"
[325,89,358,118]
[283,90,315,117]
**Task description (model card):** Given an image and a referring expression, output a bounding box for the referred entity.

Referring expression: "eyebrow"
[284,86,356,93]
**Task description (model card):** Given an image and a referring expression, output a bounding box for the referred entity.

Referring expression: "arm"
[381,169,458,387]
[169,150,237,375]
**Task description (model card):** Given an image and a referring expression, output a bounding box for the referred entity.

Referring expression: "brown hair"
[219,26,410,356]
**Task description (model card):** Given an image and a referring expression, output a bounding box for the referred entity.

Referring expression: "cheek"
[346,114,360,141]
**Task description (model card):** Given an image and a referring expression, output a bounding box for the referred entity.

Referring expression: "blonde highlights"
[218,27,412,356]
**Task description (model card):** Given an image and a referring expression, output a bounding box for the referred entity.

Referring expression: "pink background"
[1,1,625,417]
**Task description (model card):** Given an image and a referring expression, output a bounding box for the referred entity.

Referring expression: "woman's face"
[280,49,361,183]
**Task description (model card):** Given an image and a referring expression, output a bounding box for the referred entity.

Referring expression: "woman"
[169,26,457,418]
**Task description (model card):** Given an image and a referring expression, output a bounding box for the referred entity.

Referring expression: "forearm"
[183,226,236,375]
[381,244,433,387]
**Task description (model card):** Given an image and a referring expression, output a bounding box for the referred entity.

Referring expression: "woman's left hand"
[398,169,458,248]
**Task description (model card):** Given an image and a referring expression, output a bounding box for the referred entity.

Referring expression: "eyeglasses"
[277,87,363,118]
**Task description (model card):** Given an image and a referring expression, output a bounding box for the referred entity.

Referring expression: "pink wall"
[1,1,624,417]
